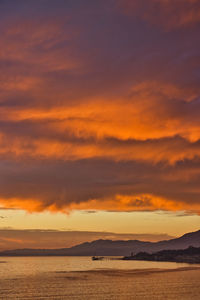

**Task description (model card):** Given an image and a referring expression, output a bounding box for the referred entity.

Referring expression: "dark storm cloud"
[0,158,200,213]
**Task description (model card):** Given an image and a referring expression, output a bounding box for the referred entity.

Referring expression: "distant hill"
[0,229,199,256]
[123,246,200,264]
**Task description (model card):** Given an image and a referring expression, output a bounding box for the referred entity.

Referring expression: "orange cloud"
[0,192,199,215]
[0,18,80,72]
[69,194,200,214]
[118,0,200,30]
[0,1,199,215]
[0,197,47,213]
[0,81,200,164]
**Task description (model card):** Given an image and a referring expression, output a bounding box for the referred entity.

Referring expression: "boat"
[92,256,104,261]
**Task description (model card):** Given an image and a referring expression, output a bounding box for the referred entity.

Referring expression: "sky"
[0,0,200,249]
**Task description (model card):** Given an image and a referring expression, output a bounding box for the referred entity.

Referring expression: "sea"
[0,256,199,299]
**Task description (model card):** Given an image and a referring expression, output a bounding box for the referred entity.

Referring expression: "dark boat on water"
[92,256,104,261]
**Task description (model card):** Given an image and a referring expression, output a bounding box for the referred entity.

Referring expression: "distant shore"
[122,246,200,264]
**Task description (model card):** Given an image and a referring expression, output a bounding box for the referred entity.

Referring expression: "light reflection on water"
[0,256,196,278]
[0,257,199,299]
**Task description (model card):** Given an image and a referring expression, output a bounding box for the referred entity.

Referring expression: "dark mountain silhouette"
[123,246,200,263]
[0,229,199,256]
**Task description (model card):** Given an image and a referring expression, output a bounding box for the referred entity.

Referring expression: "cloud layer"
[119,0,200,29]
[0,0,200,214]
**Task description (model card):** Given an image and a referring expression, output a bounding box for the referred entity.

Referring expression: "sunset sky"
[0,0,200,250]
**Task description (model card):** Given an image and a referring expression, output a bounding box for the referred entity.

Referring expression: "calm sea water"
[0,257,199,299]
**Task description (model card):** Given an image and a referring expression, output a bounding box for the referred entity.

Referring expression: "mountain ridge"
[0,229,199,256]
